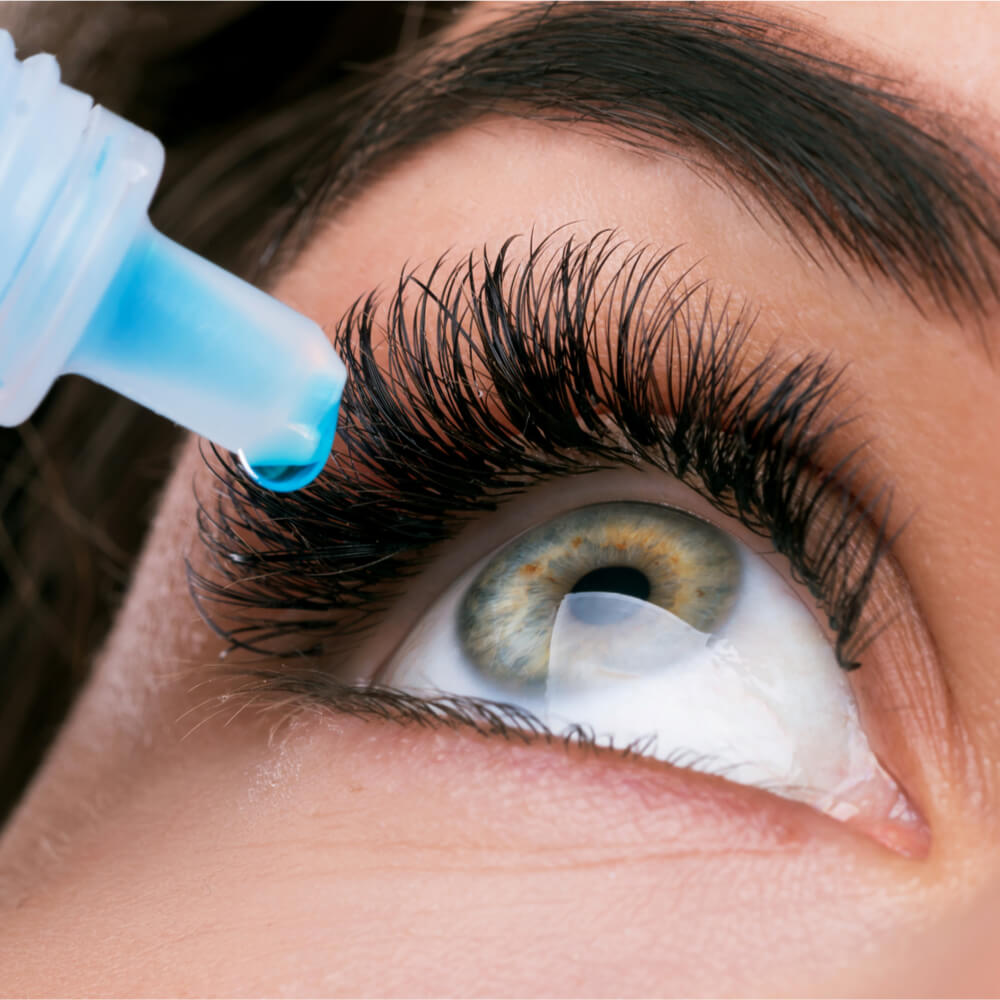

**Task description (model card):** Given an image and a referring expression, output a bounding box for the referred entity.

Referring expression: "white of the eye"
[386,540,914,827]
[547,588,907,824]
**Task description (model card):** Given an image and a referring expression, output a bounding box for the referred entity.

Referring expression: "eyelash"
[191,230,894,721]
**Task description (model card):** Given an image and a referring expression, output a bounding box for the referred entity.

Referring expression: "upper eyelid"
[189,229,894,674]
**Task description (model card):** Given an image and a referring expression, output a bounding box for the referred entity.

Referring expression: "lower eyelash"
[190,229,895,672]
[203,662,783,780]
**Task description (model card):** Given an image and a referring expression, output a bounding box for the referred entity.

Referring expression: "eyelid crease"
[189,229,896,675]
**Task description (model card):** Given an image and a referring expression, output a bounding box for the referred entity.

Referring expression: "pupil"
[570,565,651,601]
[568,566,651,626]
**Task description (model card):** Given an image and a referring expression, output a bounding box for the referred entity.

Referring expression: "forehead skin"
[2,3,1000,996]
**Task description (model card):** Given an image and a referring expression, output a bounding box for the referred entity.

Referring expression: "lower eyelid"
[242,682,931,860]
[287,709,844,853]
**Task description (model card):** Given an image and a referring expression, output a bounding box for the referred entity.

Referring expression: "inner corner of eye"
[384,500,919,845]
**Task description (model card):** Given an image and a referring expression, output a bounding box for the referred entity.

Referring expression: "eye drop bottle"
[0,31,345,492]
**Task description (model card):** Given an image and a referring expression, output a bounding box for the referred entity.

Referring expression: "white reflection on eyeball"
[384,524,917,833]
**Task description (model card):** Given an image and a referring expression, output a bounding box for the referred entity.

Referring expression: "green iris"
[458,501,741,687]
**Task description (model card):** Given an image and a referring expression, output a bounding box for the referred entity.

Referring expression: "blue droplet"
[238,455,326,493]
[235,396,340,493]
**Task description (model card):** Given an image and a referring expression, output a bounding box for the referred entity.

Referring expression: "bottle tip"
[236,395,341,493]
[237,455,325,493]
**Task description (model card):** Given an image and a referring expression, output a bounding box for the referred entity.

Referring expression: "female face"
[3,3,1000,994]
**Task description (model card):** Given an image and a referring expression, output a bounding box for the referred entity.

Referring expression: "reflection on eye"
[387,501,917,831]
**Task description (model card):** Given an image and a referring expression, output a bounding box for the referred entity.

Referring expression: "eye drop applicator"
[0,31,346,492]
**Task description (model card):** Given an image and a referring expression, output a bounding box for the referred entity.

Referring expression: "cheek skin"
[0,712,945,997]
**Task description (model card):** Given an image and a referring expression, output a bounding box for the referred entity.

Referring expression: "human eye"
[384,496,912,835]
[193,232,929,854]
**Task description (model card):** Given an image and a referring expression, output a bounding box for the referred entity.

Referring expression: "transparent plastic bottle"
[0,31,346,491]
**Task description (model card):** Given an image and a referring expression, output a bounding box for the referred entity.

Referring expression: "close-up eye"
[386,499,912,832]
[4,2,1000,996]
[189,228,935,866]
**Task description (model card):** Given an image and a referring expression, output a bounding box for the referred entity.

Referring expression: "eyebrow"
[276,1,1000,319]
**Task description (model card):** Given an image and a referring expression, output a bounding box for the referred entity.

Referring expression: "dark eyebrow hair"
[270,1,1000,318]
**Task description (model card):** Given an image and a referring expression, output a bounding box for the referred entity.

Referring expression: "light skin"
[2,3,1000,995]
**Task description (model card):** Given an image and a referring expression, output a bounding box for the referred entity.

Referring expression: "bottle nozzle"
[67,225,345,493]
[0,29,346,492]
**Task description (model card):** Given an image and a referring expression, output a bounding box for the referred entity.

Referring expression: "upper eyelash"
[190,229,894,670]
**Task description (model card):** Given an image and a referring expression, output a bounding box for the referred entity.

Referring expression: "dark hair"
[0,1,454,827]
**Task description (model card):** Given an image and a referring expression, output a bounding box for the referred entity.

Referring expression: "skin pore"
[2,2,1000,995]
